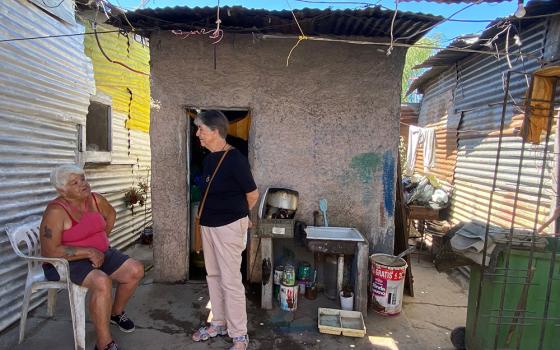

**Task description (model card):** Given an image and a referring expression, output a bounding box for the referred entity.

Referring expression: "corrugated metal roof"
[116,6,442,44]
[408,0,560,94]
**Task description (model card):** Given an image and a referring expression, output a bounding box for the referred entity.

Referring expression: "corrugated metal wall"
[0,2,152,333]
[83,20,153,250]
[0,0,93,332]
[83,22,151,132]
[413,69,459,184]
[415,20,558,230]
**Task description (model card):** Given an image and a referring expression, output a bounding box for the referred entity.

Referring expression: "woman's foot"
[229,335,249,350]
[94,340,118,350]
[192,323,228,342]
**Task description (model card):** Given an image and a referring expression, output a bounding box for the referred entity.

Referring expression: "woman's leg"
[211,217,249,338]
[202,225,226,326]
[82,270,113,350]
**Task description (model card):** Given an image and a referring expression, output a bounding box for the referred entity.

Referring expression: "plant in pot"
[124,181,148,214]
[340,284,354,311]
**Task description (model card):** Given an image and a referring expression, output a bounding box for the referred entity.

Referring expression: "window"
[81,94,112,163]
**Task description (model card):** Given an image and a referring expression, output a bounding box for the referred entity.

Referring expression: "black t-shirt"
[200,148,257,227]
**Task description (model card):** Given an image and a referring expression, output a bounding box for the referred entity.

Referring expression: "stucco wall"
[149,33,405,281]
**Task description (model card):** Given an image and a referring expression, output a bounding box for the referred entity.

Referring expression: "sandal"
[192,323,228,342]
[229,335,249,350]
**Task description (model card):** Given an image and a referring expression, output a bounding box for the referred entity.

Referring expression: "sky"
[115,0,520,43]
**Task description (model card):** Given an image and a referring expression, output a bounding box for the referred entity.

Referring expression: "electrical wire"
[394,1,481,43]
[93,24,149,76]
[41,0,65,8]
[260,34,540,59]
[386,0,398,55]
[285,0,308,66]
[0,30,121,43]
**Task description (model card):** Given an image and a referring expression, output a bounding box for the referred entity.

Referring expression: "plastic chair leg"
[47,289,57,317]
[68,285,88,350]
[18,283,33,344]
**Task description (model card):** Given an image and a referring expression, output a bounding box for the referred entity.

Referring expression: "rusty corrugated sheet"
[0,0,94,332]
[413,17,557,230]
[410,68,458,183]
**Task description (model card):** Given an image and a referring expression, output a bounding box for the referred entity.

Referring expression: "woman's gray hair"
[194,110,229,139]
[50,164,84,190]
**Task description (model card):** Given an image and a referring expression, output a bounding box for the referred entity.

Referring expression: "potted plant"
[124,181,148,214]
[340,284,354,311]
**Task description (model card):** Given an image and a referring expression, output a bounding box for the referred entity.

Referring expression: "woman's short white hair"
[50,164,84,190]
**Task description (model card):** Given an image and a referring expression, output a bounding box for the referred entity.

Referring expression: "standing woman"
[192,110,259,350]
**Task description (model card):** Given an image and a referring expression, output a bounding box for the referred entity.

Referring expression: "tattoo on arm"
[43,225,53,239]
[64,247,77,257]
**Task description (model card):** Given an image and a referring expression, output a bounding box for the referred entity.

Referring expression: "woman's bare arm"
[40,205,104,267]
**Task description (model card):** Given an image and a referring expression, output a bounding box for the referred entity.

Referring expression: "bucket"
[370,253,408,316]
[297,280,306,295]
[340,291,354,311]
[282,265,296,286]
[297,262,312,280]
[305,283,317,300]
[279,284,298,311]
[273,266,284,285]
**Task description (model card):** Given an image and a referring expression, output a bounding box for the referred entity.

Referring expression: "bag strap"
[197,149,230,218]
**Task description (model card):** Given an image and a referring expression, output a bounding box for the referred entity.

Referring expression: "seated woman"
[40,164,144,350]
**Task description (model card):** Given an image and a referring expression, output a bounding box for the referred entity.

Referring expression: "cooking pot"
[266,189,298,210]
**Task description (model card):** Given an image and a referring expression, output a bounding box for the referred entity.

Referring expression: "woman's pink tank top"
[51,194,109,253]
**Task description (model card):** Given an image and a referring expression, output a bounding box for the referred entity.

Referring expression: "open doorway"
[187,107,252,280]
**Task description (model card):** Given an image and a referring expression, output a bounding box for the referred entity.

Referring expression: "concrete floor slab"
[0,246,467,350]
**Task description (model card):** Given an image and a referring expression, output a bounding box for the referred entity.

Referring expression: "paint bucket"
[297,262,312,280]
[305,283,317,300]
[297,280,306,295]
[370,253,408,316]
[279,284,298,312]
[282,265,296,286]
[340,291,354,311]
[273,266,284,285]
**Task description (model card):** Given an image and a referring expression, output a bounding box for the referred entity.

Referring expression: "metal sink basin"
[305,227,365,242]
[305,227,365,255]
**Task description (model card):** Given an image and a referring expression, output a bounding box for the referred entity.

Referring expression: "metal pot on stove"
[266,189,298,210]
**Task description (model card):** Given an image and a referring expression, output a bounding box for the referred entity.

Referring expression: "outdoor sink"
[305,226,365,255]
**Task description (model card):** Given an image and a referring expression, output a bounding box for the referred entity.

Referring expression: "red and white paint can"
[370,253,408,316]
[279,284,298,312]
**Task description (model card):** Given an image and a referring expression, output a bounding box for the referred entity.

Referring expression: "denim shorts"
[43,248,129,285]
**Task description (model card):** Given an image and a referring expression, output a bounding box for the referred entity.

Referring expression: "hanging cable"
[260,34,540,59]
[386,0,398,56]
[170,0,223,44]
[41,0,65,8]
[0,30,122,43]
[285,0,308,66]
[93,23,149,76]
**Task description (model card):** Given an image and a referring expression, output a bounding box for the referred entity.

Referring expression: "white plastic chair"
[5,216,88,350]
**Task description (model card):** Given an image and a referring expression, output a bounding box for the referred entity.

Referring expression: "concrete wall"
[149,33,406,281]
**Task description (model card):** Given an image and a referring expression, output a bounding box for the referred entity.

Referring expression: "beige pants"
[201,216,249,337]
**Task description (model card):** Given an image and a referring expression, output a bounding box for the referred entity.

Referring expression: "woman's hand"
[88,248,105,268]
